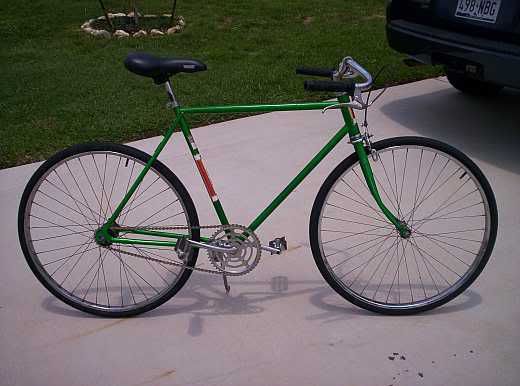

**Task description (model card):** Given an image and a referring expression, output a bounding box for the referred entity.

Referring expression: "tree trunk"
[98,0,114,32]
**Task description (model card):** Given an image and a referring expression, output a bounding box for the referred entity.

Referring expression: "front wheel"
[310,137,497,315]
[18,143,200,317]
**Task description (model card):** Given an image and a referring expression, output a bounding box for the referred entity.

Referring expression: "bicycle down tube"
[98,96,405,248]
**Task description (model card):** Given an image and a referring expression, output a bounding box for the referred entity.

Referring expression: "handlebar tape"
[295,67,335,79]
[303,79,356,95]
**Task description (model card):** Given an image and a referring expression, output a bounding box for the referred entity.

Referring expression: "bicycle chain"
[103,224,256,276]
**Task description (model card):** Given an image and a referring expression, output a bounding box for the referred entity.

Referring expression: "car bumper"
[387,19,520,88]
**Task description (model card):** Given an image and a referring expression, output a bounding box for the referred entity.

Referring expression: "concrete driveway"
[1,78,519,386]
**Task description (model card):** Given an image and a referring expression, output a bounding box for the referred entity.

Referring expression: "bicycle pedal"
[268,237,287,255]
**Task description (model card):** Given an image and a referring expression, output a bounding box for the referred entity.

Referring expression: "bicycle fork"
[338,95,411,239]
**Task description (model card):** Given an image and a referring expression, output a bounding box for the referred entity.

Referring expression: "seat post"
[165,80,179,108]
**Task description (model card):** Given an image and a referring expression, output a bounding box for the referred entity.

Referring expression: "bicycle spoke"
[415,231,481,257]
[326,202,391,224]
[117,159,136,223]
[32,202,94,233]
[333,186,386,222]
[322,216,394,230]
[413,191,480,229]
[91,154,114,222]
[413,157,451,213]
[342,173,388,221]
[82,248,109,301]
[329,232,394,267]
[360,237,399,296]
[415,232,472,266]
[392,149,401,217]
[344,233,396,285]
[104,156,122,220]
[145,209,184,227]
[109,250,159,297]
[398,148,409,215]
[52,168,101,228]
[32,229,92,242]
[410,240,427,298]
[59,241,96,286]
[409,238,448,288]
[316,142,493,311]
[128,200,180,228]
[374,238,400,300]
[77,158,104,224]
[386,238,411,303]
[378,154,401,217]
[51,240,95,278]
[36,190,98,227]
[43,244,98,267]
[409,238,461,280]
[47,173,102,227]
[65,161,101,226]
[130,246,171,285]
[410,177,473,226]
[21,147,195,315]
[373,172,401,215]
[120,186,171,219]
[30,214,94,239]
[321,229,391,237]
[409,148,423,226]
[410,164,462,219]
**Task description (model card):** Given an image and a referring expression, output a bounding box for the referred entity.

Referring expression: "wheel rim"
[317,144,492,311]
[23,150,193,314]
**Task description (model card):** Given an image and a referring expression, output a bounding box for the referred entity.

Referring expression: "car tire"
[446,68,503,96]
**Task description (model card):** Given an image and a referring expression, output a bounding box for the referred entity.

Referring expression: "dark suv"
[386,0,520,94]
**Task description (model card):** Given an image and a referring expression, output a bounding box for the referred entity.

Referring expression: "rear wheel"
[19,143,199,317]
[446,69,503,96]
[310,137,497,315]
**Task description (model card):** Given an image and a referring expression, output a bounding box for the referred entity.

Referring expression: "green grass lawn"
[0,0,442,169]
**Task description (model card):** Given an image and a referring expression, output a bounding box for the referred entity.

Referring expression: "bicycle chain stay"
[103,224,259,276]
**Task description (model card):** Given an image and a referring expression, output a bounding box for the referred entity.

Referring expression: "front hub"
[397,220,412,239]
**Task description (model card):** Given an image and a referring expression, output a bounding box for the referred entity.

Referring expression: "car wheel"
[446,68,503,96]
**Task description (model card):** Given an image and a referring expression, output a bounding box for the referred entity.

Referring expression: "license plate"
[455,0,502,23]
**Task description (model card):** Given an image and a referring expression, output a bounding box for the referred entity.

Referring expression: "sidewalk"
[1,78,519,386]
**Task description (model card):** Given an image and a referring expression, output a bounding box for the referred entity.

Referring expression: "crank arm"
[187,239,237,253]
[261,244,281,254]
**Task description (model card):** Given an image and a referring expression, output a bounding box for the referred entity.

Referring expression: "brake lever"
[321,89,368,113]
[322,100,367,113]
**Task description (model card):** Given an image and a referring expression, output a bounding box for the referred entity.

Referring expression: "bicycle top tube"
[179,101,338,115]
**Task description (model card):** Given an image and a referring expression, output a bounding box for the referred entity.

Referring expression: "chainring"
[207,224,261,275]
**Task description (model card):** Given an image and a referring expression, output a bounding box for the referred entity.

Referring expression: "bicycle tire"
[309,136,497,315]
[18,142,200,317]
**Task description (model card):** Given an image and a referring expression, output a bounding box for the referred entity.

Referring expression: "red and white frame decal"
[194,154,219,202]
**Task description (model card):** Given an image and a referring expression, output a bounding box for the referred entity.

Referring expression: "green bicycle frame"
[98,94,405,248]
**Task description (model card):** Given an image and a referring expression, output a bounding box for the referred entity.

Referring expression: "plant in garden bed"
[85,0,183,37]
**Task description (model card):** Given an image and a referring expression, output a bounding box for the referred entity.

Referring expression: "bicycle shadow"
[42,270,482,331]
[380,85,520,175]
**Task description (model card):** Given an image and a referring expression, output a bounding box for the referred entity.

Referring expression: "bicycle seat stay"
[124,52,207,84]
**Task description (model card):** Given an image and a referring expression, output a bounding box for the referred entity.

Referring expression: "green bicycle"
[18,53,498,317]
